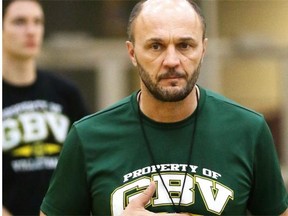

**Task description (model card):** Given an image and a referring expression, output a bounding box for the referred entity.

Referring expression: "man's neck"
[2,54,37,86]
[138,86,199,123]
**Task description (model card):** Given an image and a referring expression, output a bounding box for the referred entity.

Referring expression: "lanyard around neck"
[137,88,199,213]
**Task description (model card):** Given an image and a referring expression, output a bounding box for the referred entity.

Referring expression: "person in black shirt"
[2,0,89,215]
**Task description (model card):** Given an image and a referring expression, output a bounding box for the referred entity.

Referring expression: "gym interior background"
[37,0,288,187]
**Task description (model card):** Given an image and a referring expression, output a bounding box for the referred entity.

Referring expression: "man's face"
[127,0,207,102]
[3,0,44,60]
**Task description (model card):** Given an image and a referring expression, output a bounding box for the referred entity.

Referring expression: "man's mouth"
[158,71,186,81]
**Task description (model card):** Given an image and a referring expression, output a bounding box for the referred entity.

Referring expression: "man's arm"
[2,206,12,216]
[39,182,190,216]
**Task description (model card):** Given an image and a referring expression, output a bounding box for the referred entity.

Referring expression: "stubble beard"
[136,60,202,102]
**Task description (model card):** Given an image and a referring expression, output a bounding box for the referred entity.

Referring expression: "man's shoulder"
[74,93,136,128]
[202,87,264,120]
[37,69,78,90]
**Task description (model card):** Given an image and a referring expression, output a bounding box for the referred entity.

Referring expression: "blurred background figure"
[2,0,89,215]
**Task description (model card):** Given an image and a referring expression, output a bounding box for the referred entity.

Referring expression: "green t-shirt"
[41,87,288,215]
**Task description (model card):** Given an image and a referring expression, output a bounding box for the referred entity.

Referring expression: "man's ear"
[126,41,137,66]
[202,38,208,58]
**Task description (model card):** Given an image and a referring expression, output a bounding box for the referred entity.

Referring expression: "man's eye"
[13,19,26,25]
[35,18,44,26]
[179,43,190,49]
[151,43,162,50]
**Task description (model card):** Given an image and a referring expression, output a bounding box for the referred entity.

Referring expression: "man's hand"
[122,181,190,216]
[280,208,288,216]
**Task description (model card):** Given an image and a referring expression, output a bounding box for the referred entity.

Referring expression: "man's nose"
[26,23,38,34]
[163,46,180,68]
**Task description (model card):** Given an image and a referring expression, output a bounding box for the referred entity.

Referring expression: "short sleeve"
[247,120,288,215]
[40,126,91,215]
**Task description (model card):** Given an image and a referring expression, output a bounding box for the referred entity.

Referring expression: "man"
[40,0,288,215]
[2,0,89,215]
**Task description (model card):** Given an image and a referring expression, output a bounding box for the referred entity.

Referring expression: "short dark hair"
[2,0,42,19]
[127,0,206,43]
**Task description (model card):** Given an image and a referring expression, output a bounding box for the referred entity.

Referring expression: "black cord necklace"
[137,87,199,213]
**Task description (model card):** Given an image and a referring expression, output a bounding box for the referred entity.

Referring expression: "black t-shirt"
[3,70,90,215]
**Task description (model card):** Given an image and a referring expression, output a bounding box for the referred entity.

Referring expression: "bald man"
[40,0,288,215]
